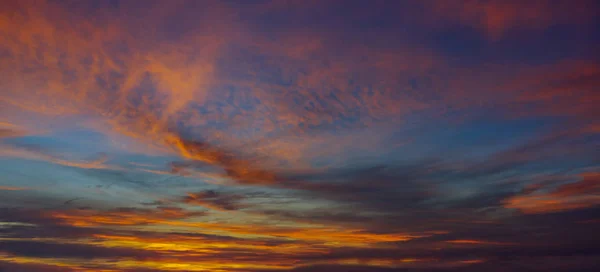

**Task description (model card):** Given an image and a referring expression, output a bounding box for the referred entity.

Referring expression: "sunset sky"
[0,0,599,271]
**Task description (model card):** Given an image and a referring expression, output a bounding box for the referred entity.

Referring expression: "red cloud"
[505,172,600,214]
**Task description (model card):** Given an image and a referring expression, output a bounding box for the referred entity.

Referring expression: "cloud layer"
[0,0,599,271]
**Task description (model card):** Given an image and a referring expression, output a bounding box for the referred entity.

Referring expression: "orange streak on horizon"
[93,233,329,255]
[49,207,420,247]
[0,252,291,271]
[0,186,30,191]
[459,259,486,264]
[446,239,514,246]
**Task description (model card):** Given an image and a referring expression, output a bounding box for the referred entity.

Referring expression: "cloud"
[427,0,598,40]
[0,144,114,170]
[0,0,432,184]
[0,1,599,271]
[49,206,206,226]
[0,239,158,260]
[0,260,74,272]
[182,190,247,211]
[0,186,29,191]
[504,172,600,214]
[2,203,408,248]
[2,0,597,189]
[509,60,600,120]
[0,206,411,271]
[168,138,282,185]
[0,128,25,139]
[444,239,515,246]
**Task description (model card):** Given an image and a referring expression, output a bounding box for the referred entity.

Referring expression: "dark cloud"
[255,258,600,272]
[0,240,158,259]
[0,260,73,272]
[183,189,247,211]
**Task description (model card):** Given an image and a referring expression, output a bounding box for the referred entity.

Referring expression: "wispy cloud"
[505,172,600,214]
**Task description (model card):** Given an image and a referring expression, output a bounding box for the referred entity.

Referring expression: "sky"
[0,0,599,271]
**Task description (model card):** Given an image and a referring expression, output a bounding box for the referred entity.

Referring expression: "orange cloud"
[50,206,205,227]
[0,186,30,191]
[93,233,327,256]
[446,239,515,246]
[48,206,420,247]
[505,172,600,214]
[0,0,285,185]
[0,0,443,186]
[0,144,114,170]
[0,1,598,272]
[0,129,24,139]
[168,137,281,185]
[0,122,29,139]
